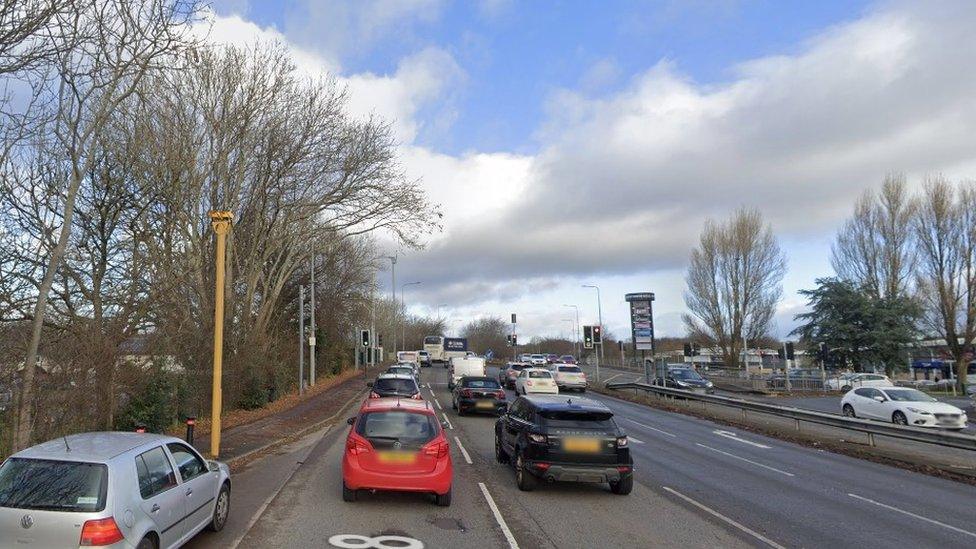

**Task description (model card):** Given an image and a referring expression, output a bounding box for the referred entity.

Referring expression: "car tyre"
[208,483,230,532]
[452,398,457,410]
[842,404,856,418]
[136,536,156,549]
[892,411,908,426]
[841,385,852,392]
[609,475,633,495]
[342,481,357,502]
[435,487,452,507]
[495,436,509,464]
[515,452,537,491]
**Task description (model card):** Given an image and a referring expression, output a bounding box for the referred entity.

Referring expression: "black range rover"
[494,395,633,494]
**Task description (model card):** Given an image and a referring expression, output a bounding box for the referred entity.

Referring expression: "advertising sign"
[625,292,655,351]
[444,337,468,351]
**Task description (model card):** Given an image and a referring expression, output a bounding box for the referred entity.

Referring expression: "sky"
[205,0,976,342]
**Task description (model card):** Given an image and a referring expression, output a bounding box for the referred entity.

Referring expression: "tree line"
[0,1,438,453]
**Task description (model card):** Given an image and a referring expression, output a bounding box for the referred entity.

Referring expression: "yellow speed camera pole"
[209,210,233,458]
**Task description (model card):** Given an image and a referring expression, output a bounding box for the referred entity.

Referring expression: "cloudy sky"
[206,0,976,342]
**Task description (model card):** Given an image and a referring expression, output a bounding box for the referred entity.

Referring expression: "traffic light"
[378,333,383,347]
[360,329,370,348]
[692,343,700,356]
[592,325,602,344]
[684,343,692,357]
[786,342,795,360]
[777,347,785,360]
[583,326,594,349]
[512,334,517,346]
[506,334,512,347]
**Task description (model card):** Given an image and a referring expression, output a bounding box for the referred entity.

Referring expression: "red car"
[342,397,453,506]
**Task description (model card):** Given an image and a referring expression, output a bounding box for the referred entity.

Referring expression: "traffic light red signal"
[592,325,602,344]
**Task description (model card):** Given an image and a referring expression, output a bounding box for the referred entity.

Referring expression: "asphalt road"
[239,366,976,549]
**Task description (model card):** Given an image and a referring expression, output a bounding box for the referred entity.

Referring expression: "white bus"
[424,335,445,364]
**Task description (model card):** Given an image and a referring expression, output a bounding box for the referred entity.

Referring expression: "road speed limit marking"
[328,534,424,549]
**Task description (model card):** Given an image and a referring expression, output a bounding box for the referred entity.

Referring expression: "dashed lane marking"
[441,413,454,430]
[479,483,520,549]
[433,398,443,410]
[695,443,794,477]
[620,417,676,437]
[453,436,473,464]
[662,486,786,549]
[848,493,976,539]
[713,430,771,449]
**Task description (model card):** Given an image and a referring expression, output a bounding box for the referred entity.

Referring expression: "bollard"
[185,417,196,445]
[135,425,147,434]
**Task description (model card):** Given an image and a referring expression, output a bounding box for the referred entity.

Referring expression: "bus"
[424,335,445,364]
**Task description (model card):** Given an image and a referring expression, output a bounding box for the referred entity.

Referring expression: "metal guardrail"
[605,381,976,452]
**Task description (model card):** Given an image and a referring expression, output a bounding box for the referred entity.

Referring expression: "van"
[448,356,486,389]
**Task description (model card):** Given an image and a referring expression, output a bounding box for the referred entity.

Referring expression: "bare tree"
[0,0,75,75]
[683,208,787,370]
[912,177,976,392]
[831,174,915,299]
[461,316,508,355]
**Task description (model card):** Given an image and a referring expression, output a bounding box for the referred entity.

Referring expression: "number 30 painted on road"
[328,534,424,549]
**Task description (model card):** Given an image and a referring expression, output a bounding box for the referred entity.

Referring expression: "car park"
[369,374,422,399]
[342,397,452,506]
[494,395,633,494]
[552,364,588,392]
[656,366,714,393]
[0,432,231,549]
[841,387,968,429]
[448,356,486,390]
[498,362,530,389]
[452,377,507,416]
[515,368,559,395]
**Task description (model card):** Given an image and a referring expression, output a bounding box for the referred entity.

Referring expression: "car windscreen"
[540,410,615,429]
[387,368,413,376]
[461,378,500,389]
[356,411,438,445]
[424,337,441,344]
[528,371,551,378]
[508,364,526,371]
[883,389,937,402]
[557,366,582,373]
[671,369,703,381]
[0,458,107,512]
[374,378,418,394]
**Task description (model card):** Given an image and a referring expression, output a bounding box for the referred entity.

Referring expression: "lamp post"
[401,281,421,352]
[208,210,233,459]
[384,255,397,354]
[562,304,580,356]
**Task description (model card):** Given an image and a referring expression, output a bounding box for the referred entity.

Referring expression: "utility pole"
[370,288,376,368]
[299,285,305,394]
[309,256,316,386]
[208,211,233,459]
[783,341,791,392]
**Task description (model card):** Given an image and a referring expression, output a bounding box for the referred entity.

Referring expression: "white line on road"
[848,493,976,539]
[433,398,443,410]
[604,373,625,383]
[628,436,646,445]
[453,436,473,464]
[695,443,794,477]
[713,430,771,449]
[479,483,520,549]
[441,412,454,430]
[621,417,676,437]
[662,486,786,549]
[429,389,436,399]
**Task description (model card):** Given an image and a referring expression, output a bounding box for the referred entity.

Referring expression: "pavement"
[229,365,976,549]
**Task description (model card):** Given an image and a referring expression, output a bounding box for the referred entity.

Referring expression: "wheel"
[452,398,457,410]
[515,452,537,491]
[435,487,452,507]
[208,483,230,532]
[610,475,633,495]
[135,536,156,549]
[841,385,852,392]
[579,388,586,393]
[842,404,856,418]
[495,435,509,463]
[342,481,357,502]
[892,411,908,426]
[457,406,465,417]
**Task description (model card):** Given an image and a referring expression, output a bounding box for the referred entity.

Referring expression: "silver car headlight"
[907,407,932,415]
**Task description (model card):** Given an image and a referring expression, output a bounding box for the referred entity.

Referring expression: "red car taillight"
[461,389,473,398]
[410,393,423,400]
[526,380,534,386]
[494,390,505,399]
[423,439,450,458]
[346,436,372,455]
[368,391,380,399]
[79,517,124,546]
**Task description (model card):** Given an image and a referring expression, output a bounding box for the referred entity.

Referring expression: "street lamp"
[384,255,397,354]
[582,284,603,360]
[562,304,580,356]
[401,281,421,351]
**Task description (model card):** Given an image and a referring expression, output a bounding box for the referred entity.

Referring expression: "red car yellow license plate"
[377,451,418,464]
[563,437,601,453]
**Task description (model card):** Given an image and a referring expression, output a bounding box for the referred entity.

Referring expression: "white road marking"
[453,436,473,464]
[662,486,786,549]
[604,373,625,383]
[433,398,443,410]
[441,413,454,430]
[713,430,771,449]
[848,493,976,539]
[429,389,436,399]
[479,483,520,549]
[628,436,646,445]
[621,417,676,437]
[695,443,794,477]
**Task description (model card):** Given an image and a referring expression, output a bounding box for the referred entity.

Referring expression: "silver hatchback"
[0,432,231,548]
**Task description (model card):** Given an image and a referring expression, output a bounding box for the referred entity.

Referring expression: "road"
[239,365,976,548]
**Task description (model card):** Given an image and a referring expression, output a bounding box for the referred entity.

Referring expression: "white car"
[527,354,547,366]
[515,368,559,395]
[841,387,968,429]
[826,373,893,392]
[552,364,587,392]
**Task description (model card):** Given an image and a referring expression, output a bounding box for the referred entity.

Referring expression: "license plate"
[563,437,601,453]
[476,400,494,409]
[376,451,418,464]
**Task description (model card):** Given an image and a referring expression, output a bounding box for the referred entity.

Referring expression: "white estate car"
[552,364,587,392]
[825,373,893,392]
[515,368,559,395]
[841,387,968,429]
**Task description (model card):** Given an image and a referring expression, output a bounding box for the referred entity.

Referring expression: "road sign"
[625,292,655,351]
[511,313,517,324]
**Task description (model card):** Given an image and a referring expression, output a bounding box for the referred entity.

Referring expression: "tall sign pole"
[626,292,655,383]
[209,211,233,459]
[309,257,316,386]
